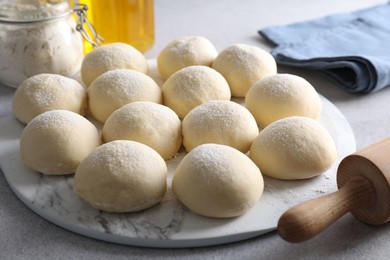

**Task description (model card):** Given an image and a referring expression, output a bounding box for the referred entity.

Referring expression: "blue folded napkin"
[259,3,390,93]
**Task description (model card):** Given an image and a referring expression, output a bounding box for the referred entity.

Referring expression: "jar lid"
[0,0,70,23]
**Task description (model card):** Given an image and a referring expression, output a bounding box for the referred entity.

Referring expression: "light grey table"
[1,0,390,259]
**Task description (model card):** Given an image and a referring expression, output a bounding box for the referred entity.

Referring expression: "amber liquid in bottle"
[78,0,154,53]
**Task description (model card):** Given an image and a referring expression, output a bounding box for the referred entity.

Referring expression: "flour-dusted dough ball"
[182,100,259,153]
[212,44,277,97]
[12,73,87,124]
[88,69,162,123]
[172,143,264,218]
[81,42,148,86]
[157,36,218,79]
[245,74,322,128]
[75,140,167,213]
[20,110,101,175]
[250,116,337,180]
[102,101,182,160]
[162,66,231,118]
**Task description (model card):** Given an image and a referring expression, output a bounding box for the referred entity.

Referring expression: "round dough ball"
[20,110,101,175]
[13,73,87,124]
[250,116,337,180]
[212,44,277,97]
[75,140,167,213]
[162,66,231,118]
[157,36,218,79]
[172,143,264,218]
[245,74,322,128]
[182,100,259,153]
[102,101,182,160]
[81,42,148,86]
[88,69,162,123]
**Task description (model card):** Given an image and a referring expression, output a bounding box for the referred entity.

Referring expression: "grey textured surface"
[1,0,390,259]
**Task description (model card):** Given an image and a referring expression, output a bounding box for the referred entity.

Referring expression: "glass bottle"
[76,0,155,53]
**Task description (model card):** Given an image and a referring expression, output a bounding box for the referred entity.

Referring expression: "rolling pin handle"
[277,176,376,243]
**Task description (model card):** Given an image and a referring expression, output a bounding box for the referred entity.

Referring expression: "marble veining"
[29,170,187,240]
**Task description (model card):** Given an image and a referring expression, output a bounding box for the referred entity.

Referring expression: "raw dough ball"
[162,66,231,118]
[245,74,322,128]
[81,42,148,86]
[88,69,162,123]
[182,100,259,153]
[75,140,167,213]
[13,73,87,124]
[250,116,337,180]
[172,143,264,218]
[20,110,101,175]
[157,36,218,79]
[102,101,182,160]
[212,44,277,97]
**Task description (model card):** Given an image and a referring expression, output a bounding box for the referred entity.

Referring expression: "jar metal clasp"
[73,4,104,48]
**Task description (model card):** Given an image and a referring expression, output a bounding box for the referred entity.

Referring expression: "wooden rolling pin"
[278,138,390,243]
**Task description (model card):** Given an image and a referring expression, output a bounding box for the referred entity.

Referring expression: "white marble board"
[0,60,356,247]
[0,95,355,248]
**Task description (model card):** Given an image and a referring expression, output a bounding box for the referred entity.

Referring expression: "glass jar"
[77,0,155,53]
[0,0,84,88]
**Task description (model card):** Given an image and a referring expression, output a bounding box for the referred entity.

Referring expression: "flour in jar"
[0,2,83,88]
